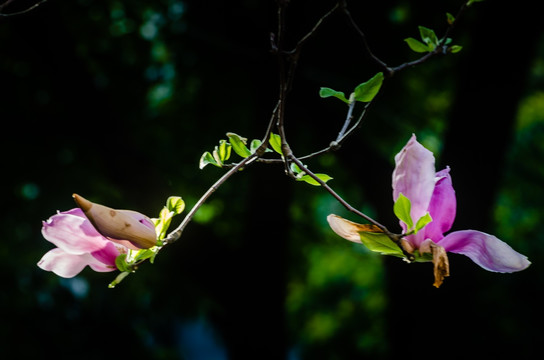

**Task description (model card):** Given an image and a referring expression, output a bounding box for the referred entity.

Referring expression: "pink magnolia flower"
[329,134,530,287]
[38,195,157,278]
[393,135,529,277]
[38,208,125,278]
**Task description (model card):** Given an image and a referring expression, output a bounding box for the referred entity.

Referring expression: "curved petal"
[88,260,117,273]
[38,247,117,277]
[91,241,121,268]
[38,248,92,278]
[41,209,112,255]
[64,208,109,239]
[392,135,436,229]
[423,167,456,242]
[439,230,531,273]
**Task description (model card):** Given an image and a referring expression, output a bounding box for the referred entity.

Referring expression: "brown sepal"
[430,243,450,288]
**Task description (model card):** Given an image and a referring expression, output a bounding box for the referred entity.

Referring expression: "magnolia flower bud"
[73,194,157,249]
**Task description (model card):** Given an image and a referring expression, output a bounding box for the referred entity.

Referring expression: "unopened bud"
[73,194,157,249]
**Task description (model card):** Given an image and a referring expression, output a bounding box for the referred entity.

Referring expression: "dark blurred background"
[1,0,543,358]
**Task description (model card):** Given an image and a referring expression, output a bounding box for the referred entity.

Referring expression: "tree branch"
[258,0,473,165]
[164,0,473,259]
[342,0,470,76]
[0,0,47,17]
[340,1,390,73]
[272,1,342,177]
[287,2,340,55]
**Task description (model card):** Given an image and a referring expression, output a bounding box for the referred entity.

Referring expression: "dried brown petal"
[430,243,450,288]
[327,214,383,243]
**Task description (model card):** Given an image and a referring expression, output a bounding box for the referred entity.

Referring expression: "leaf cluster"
[109,196,185,288]
[393,193,432,236]
[199,133,267,169]
[404,24,462,54]
[199,132,333,187]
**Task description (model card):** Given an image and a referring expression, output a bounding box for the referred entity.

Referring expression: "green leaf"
[353,72,384,103]
[467,0,485,6]
[290,163,333,186]
[250,139,262,153]
[413,250,433,263]
[199,151,221,169]
[212,148,223,166]
[290,162,303,175]
[132,249,156,263]
[446,12,455,25]
[115,254,132,272]
[156,207,173,240]
[166,196,185,215]
[394,193,414,230]
[319,87,350,104]
[217,140,232,162]
[297,173,333,186]
[449,45,463,53]
[418,26,438,49]
[269,132,283,155]
[225,132,248,143]
[152,196,185,243]
[359,231,405,257]
[228,133,252,158]
[414,212,433,233]
[404,37,431,53]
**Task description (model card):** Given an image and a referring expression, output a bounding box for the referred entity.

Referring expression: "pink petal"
[91,241,121,267]
[107,238,141,251]
[423,167,457,242]
[38,248,91,278]
[42,209,112,255]
[392,135,436,232]
[38,247,118,277]
[88,260,117,273]
[439,230,531,272]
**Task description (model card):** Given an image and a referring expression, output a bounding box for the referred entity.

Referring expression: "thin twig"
[254,100,281,156]
[261,0,472,163]
[257,101,369,164]
[336,98,356,142]
[389,1,470,74]
[0,0,14,12]
[342,0,470,76]
[281,2,341,94]
[340,0,390,73]
[275,0,293,177]
[441,1,469,44]
[0,0,47,16]
[287,2,341,54]
[289,155,383,227]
